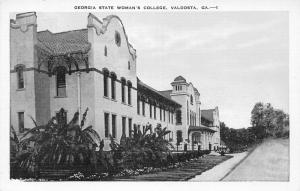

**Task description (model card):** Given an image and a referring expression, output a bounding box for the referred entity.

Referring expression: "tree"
[251,102,289,139]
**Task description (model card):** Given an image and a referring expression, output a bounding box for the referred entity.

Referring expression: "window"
[169,132,173,141]
[115,31,121,47]
[160,107,162,121]
[56,109,67,125]
[103,70,109,97]
[104,46,107,57]
[168,111,170,123]
[149,104,152,118]
[112,114,116,138]
[121,78,126,103]
[142,101,145,116]
[16,66,24,89]
[176,130,183,143]
[199,108,201,125]
[128,81,132,105]
[128,61,130,70]
[154,105,156,119]
[128,118,132,138]
[137,97,140,114]
[18,112,24,133]
[171,112,174,124]
[190,95,193,105]
[187,101,189,125]
[111,73,116,100]
[104,113,109,138]
[143,126,145,133]
[122,117,126,137]
[56,67,67,97]
[176,110,182,125]
[163,109,166,122]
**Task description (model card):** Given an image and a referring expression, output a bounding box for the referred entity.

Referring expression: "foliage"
[108,123,174,171]
[251,102,289,139]
[220,102,289,153]
[13,108,102,176]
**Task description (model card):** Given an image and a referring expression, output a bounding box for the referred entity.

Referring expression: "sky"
[21,11,289,129]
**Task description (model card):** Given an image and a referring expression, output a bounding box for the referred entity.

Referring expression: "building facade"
[10,12,220,151]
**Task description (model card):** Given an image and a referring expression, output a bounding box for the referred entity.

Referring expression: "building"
[10,12,220,151]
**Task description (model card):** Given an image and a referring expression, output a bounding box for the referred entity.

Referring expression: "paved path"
[223,138,289,181]
[112,155,232,181]
[189,152,248,181]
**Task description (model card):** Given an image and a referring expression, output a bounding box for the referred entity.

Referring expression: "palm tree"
[17,108,102,173]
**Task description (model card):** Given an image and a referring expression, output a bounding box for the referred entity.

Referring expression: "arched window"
[127,81,132,105]
[16,65,25,89]
[103,69,109,97]
[56,66,67,97]
[111,72,117,100]
[121,78,126,103]
[115,31,121,47]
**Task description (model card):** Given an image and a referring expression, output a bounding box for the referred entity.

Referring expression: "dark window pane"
[104,74,108,97]
[17,68,24,89]
[18,112,24,133]
[122,117,126,136]
[128,85,131,105]
[56,67,66,97]
[128,118,132,138]
[111,77,115,99]
[104,113,109,138]
[112,114,116,138]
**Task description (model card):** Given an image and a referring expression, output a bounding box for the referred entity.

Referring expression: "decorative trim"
[10,66,138,90]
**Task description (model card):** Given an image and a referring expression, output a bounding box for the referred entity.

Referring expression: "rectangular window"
[154,105,156,119]
[149,104,152,118]
[104,113,109,138]
[112,114,116,138]
[104,74,108,97]
[18,112,24,133]
[122,116,126,137]
[163,110,166,122]
[137,98,140,115]
[128,85,131,105]
[168,111,170,123]
[111,77,116,100]
[142,101,145,116]
[171,112,173,124]
[128,118,132,138]
[121,81,126,103]
[17,68,24,89]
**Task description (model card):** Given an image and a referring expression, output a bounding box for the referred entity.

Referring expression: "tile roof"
[158,90,172,100]
[201,109,215,122]
[174,75,186,82]
[137,78,181,108]
[37,29,91,56]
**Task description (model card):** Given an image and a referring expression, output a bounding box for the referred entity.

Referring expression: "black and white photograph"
[1,0,300,190]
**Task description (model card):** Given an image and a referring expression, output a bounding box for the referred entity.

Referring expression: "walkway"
[189,152,248,181]
[113,155,232,181]
[223,138,289,181]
